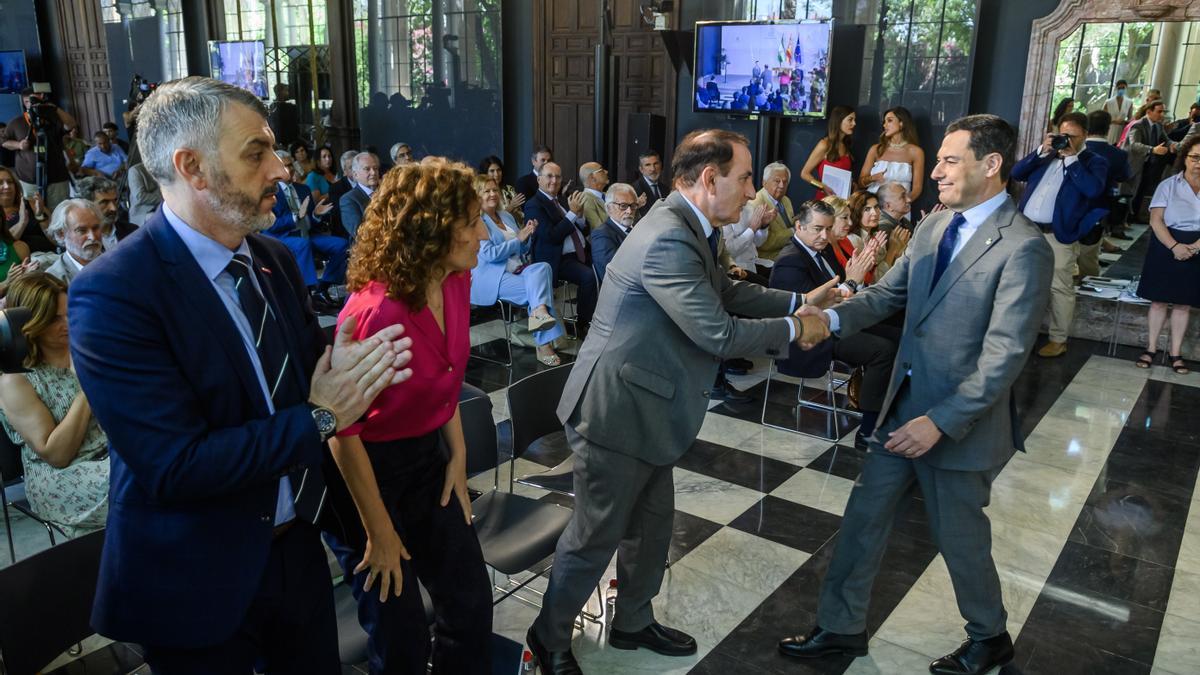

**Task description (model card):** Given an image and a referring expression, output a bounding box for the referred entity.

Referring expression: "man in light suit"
[590,182,637,284]
[338,151,379,239]
[577,161,610,230]
[68,76,412,674]
[526,129,839,675]
[751,161,796,260]
[779,115,1053,675]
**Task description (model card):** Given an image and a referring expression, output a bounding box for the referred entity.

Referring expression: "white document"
[822,165,852,199]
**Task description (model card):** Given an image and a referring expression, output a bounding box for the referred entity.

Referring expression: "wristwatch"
[309,405,337,442]
[844,279,860,294]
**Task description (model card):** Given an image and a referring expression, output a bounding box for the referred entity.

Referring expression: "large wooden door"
[533,0,600,184]
[55,0,112,137]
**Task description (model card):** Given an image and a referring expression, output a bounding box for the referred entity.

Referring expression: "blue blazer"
[524,190,583,281]
[267,182,316,238]
[471,211,529,306]
[1012,148,1109,244]
[1082,139,1132,194]
[69,210,332,648]
[339,184,371,239]
[590,218,629,285]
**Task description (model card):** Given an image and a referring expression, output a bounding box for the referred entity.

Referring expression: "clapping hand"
[29,192,44,219]
[311,316,415,431]
[918,203,946,222]
[507,192,526,212]
[298,195,311,221]
[314,198,334,217]
[749,203,775,231]
[636,192,648,208]
[567,190,586,215]
[517,219,538,242]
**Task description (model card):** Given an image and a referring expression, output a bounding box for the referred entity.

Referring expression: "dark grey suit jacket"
[835,197,1053,471]
[338,185,371,239]
[558,191,797,465]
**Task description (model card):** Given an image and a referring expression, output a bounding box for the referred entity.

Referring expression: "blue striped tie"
[931,212,966,291]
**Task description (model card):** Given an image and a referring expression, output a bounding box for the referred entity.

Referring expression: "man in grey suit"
[525,129,841,675]
[778,115,1054,675]
[338,152,379,239]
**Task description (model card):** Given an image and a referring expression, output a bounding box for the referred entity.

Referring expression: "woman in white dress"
[860,106,925,202]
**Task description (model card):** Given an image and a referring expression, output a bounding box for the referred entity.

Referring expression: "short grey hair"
[47,198,104,238]
[352,152,379,174]
[762,162,790,182]
[74,175,119,201]
[389,142,411,162]
[604,182,636,204]
[136,76,269,187]
[340,149,358,173]
[878,181,908,207]
[579,163,604,184]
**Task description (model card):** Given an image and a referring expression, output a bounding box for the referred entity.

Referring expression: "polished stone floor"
[5,312,1199,675]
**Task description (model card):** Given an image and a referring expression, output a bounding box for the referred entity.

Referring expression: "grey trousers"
[532,425,675,651]
[816,387,1008,641]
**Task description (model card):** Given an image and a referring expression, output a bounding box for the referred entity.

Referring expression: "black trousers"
[558,256,597,325]
[330,431,492,675]
[142,522,339,675]
[832,329,897,412]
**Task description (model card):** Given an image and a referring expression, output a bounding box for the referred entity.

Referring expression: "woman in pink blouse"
[330,157,492,674]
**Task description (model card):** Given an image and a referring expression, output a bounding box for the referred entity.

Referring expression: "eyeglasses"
[1186,154,1200,163]
[611,202,637,211]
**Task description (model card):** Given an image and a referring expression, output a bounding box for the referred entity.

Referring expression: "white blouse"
[1150,173,1200,232]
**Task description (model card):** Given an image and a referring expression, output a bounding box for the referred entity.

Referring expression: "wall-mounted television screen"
[0,50,29,95]
[208,40,268,98]
[693,21,832,118]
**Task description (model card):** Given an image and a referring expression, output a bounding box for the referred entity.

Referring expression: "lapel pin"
[260,266,272,275]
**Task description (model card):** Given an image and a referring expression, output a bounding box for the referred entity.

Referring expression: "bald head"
[580,162,609,191]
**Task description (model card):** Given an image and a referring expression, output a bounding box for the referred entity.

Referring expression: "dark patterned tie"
[707,229,720,263]
[931,212,966,291]
[225,253,325,525]
[554,198,588,263]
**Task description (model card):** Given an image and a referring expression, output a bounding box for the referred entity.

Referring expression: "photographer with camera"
[1,87,76,210]
[1012,111,1109,359]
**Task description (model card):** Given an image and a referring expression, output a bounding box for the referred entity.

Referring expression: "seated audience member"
[76,175,138,249]
[524,161,597,327]
[472,176,563,365]
[329,158,492,674]
[478,154,526,219]
[515,145,553,200]
[876,181,912,232]
[126,161,163,226]
[268,150,347,310]
[102,121,129,153]
[1134,135,1200,374]
[305,145,337,204]
[821,195,878,283]
[0,204,31,297]
[81,130,128,179]
[327,149,359,237]
[751,162,797,260]
[577,161,610,229]
[0,165,55,253]
[0,272,108,537]
[590,182,637,285]
[632,150,666,219]
[339,151,380,239]
[390,142,414,166]
[770,200,891,448]
[721,200,774,285]
[63,124,90,176]
[288,140,314,177]
[847,190,886,281]
[45,199,105,284]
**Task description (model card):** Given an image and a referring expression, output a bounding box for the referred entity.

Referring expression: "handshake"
[791,276,849,350]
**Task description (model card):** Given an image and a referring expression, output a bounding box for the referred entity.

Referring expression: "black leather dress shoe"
[708,386,753,405]
[929,632,1014,675]
[725,357,754,375]
[778,626,868,659]
[853,432,871,450]
[526,627,583,675]
[609,622,697,656]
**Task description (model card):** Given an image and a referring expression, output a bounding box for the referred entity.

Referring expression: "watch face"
[313,407,336,435]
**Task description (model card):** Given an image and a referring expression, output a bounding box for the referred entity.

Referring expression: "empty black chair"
[460,393,573,606]
[506,363,576,495]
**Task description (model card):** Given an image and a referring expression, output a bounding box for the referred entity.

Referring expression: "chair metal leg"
[761,362,860,440]
[1,491,15,563]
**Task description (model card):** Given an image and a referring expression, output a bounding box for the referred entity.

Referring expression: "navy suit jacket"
[770,237,835,377]
[633,175,667,219]
[69,210,332,648]
[1083,138,1132,195]
[525,190,587,280]
[590,218,629,284]
[514,172,539,200]
[1012,148,1109,243]
[339,184,371,239]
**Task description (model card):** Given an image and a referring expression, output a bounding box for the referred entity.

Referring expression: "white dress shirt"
[1022,150,1078,224]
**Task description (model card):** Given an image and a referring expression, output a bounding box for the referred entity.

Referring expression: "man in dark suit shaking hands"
[69,76,414,674]
[779,115,1054,675]
[525,129,841,675]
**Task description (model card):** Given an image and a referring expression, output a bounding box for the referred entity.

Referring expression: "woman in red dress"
[329,157,493,674]
[801,104,856,201]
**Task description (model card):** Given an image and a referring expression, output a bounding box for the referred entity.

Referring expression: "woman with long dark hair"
[305,145,338,204]
[800,104,856,201]
[859,106,925,201]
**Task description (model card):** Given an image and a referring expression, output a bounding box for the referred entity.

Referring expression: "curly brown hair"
[346,157,479,310]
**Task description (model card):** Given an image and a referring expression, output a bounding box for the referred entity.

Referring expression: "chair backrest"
[0,429,23,487]
[507,362,573,458]
[460,394,500,476]
[0,529,106,675]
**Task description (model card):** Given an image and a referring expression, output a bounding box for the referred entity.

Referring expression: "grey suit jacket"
[127,163,162,226]
[46,252,82,285]
[557,191,796,466]
[835,197,1053,471]
[339,186,371,239]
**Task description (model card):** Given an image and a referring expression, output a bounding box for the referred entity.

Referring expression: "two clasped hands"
[787,269,943,458]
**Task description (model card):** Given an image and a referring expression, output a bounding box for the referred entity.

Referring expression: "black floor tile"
[1018,578,1165,668]
[465,338,575,393]
[728,495,842,554]
[1011,337,1098,439]
[1043,540,1176,613]
[682,445,802,494]
[668,510,724,566]
[1013,632,1152,675]
[806,445,868,481]
[1068,497,1187,568]
[675,438,736,473]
